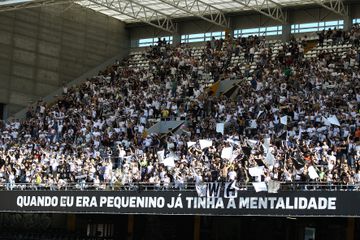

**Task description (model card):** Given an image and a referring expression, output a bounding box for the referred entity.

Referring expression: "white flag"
[226,138,241,146]
[216,123,225,134]
[262,137,271,154]
[167,142,175,149]
[168,151,180,161]
[327,115,340,126]
[262,144,268,154]
[265,151,276,166]
[308,166,319,179]
[252,182,268,192]
[199,139,212,149]
[267,180,281,193]
[280,115,287,125]
[264,137,270,149]
[163,157,175,167]
[247,139,258,148]
[221,147,233,160]
[195,182,207,197]
[322,116,331,126]
[157,150,164,162]
[249,166,264,177]
[187,142,196,148]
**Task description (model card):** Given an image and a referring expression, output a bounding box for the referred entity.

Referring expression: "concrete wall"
[0,3,129,117]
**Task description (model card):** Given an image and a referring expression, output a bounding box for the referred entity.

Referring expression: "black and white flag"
[267,180,281,193]
[195,183,207,197]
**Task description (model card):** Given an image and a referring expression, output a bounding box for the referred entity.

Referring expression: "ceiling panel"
[77,0,318,23]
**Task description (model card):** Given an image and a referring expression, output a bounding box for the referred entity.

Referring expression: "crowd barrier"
[1,181,359,192]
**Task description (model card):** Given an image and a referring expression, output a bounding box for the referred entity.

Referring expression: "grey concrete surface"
[0,3,129,118]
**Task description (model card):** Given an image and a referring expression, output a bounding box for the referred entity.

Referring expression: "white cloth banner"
[252,182,268,192]
[322,116,331,126]
[247,139,258,148]
[187,142,196,148]
[168,152,179,161]
[262,144,268,154]
[199,139,212,149]
[308,166,319,179]
[226,138,241,146]
[249,166,264,177]
[263,137,271,154]
[267,180,281,193]
[264,137,270,149]
[221,147,233,160]
[265,151,276,166]
[157,150,165,162]
[195,183,207,197]
[216,123,225,134]
[327,115,340,126]
[163,157,175,167]
[280,115,287,125]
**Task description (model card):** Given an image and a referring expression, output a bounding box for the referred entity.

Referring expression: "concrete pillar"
[346,218,355,240]
[193,216,201,240]
[282,10,291,42]
[282,23,291,42]
[173,32,181,46]
[344,5,352,31]
[127,215,134,240]
[227,17,235,38]
[67,214,76,232]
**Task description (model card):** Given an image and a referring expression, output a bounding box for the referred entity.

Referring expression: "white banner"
[267,180,281,193]
[163,157,175,167]
[280,115,287,125]
[265,151,276,166]
[249,166,264,177]
[252,182,268,192]
[199,140,213,149]
[247,139,258,148]
[195,183,207,197]
[221,147,233,160]
[157,150,165,162]
[327,115,340,126]
[216,123,225,135]
[308,166,319,179]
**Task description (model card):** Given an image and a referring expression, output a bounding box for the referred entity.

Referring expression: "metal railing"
[1,181,360,192]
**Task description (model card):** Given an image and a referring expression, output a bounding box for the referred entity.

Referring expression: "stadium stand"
[0,25,358,192]
[2,1,360,240]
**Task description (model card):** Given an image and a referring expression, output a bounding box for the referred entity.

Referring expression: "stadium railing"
[0,181,359,192]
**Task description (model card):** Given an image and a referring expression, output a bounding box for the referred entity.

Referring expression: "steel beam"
[0,0,74,12]
[157,0,229,28]
[231,0,286,24]
[311,0,347,17]
[85,0,177,33]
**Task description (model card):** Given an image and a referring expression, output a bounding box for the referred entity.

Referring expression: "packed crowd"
[0,25,359,191]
